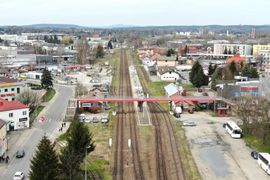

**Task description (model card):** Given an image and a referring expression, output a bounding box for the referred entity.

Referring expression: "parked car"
[16,150,25,158]
[251,151,258,159]
[182,121,197,127]
[101,117,109,123]
[79,114,86,122]
[13,172,25,180]
[92,117,99,123]
[84,118,91,123]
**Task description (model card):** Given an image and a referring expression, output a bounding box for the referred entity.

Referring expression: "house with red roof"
[226,54,246,64]
[0,99,29,131]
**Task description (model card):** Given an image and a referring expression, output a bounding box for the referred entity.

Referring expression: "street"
[0,84,74,180]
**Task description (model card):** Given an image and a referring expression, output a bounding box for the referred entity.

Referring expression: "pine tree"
[184,45,189,56]
[208,64,214,76]
[41,68,53,89]
[166,48,175,57]
[107,40,113,49]
[223,47,228,54]
[59,119,95,180]
[189,61,209,88]
[29,136,59,180]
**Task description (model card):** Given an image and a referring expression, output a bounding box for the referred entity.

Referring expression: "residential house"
[0,99,29,131]
[156,56,177,67]
[0,119,7,157]
[157,67,180,82]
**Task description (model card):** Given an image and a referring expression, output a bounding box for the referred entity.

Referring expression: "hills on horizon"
[1,23,270,29]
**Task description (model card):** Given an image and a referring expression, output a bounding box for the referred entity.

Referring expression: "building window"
[17,88,20,94]
[23,111,27,116]
[11,88,14,91]
[9,113,13,118]
[12,98,15,101]
[4,89,8,92]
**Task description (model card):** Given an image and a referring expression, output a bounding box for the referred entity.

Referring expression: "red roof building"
[226,54,246,64]
[0,99,28,112]
[0,98,29,130]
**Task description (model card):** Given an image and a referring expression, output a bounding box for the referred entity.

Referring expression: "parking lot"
[79,112,109,124]
[181,112,269,180]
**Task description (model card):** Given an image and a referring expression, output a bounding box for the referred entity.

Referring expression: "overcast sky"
[0,0,269,26]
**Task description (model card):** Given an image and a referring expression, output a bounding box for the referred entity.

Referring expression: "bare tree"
[16,89,41,112]
[75,84,88,97]
[237,96,270,145]
[76,37,89,65]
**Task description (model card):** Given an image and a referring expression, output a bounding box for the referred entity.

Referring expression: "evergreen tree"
[223,47,228,54]
[189,61,209,88]
[166,48,175,57]
[107,40,113,49]
[41,68,53,89]
[96,45,105,58]
[59,119,95,180]
[29,136,59,180]
[208,64,214,76]
[184,45,189,56]
[211,67,223,90]
[241,65,259,78]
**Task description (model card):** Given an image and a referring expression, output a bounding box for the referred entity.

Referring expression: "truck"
[173,107,182,118]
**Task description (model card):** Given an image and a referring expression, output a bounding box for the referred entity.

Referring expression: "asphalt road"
[0,84,74,180]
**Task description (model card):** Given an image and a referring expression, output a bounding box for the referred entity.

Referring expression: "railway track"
[113,49,144,180]
[136,65,186,180]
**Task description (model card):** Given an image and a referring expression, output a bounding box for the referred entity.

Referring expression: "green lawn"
[30,105,45,122]
[244,133,270,153]
[42,89,56,102]
[149,81,170,97]
[57,132,67,142]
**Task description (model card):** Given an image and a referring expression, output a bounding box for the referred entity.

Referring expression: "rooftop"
[0,77,18,84]
[0,99,28,112]
[157,56,177,61]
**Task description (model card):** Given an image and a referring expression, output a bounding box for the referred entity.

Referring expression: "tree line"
[189,60,259,90]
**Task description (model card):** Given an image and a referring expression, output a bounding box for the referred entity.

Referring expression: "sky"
[0,0,269,26]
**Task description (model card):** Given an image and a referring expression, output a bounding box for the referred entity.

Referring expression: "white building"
[259,50,270,61]
[0,34,28,43]
[157,68,180,82]
[0,77,25,101]
[0,46,17,57]
[0,99,29,131]
[214,44,252,56]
